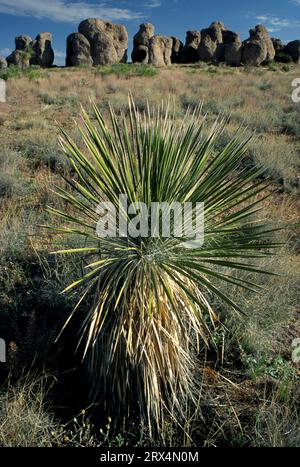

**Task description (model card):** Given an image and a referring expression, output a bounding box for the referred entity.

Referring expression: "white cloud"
[0,47,11,57]
[54,49,65,58]
[255,13,300,32]
[146,0,161,7]
[0,0,142,23]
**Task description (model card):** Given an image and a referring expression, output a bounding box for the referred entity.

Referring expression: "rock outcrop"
[78,19,128,65]
[285,40,300,63]
[132,23,154,64]
[171,37,183,63]
[242,25,275,66]
[148,35,172,66]
[66,33,93,66]
[224,42,242,66]
[0,57,7,69]
[6,33,54,67]
[181,31,201,63]
[6,35,32,67]
[31,33,54,67]
[197,22,242,65]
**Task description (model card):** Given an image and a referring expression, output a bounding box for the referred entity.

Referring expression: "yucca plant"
[45,97,280,437]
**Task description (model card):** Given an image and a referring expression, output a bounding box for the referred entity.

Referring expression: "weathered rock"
[0,57,7,69]
[6,49,28,67]
[66,33,93,67]
[285,40,300,63]
[224,42,242,66]
[272,38,284,54]
[148,35,172,66]
[271,38,291,62]
[6,35,33,67]
[201,21,225,44]
[198,35,218,62]
[222,30,240,44]
[131,45,149,64]
[132,23,154,63]
[181,31,201,63]
[15,35,32,50]
[31,33,54,67]
[171,37,183,63]
[6,32,54,68]
[242,39,267,66]
[78,18,128,65]
[242,25,275,65]
[198,23,240,64]
[133,23,155,47]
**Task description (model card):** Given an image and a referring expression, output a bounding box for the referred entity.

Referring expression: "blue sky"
[0,0,300,65]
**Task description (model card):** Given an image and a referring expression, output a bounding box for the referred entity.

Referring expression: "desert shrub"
[244,135,299,183]
[276,52,293,64]
[257,82,273,91]
[0,65,43,81]
[94,64,157,78]
[0,173,29,198]
[47,98,278,438]
[39,93,78,107]
[13,134,69,172]
[281,107,300,138]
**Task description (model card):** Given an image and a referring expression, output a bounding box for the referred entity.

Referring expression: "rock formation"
[224,42,242,66]
[66,33,93,66]
[31,33,54,67]
[171,37,183,63]
[148,35,172,66]
[132,23,155,64]
[181,31,201,63]
[6,33,54,68]
[6,35,32,67]
[242,25,275,66]
[0,57,7,69]
[78,19,128,65]
[285,40,300,63]
[196,22,242,65]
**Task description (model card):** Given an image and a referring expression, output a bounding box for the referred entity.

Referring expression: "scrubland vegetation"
[0,63,299,447]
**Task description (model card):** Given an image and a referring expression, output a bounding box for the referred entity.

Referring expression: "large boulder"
[181,31,201,63]
[171,37,183,63]
[198,22,241,64]
[6,33,54,68]
[31,33,54,67]
[271,38,292,63]
[198,35,218,62]
[148,35,172,66]
[0,57,7,69]
[6,49,28,67]
[6,35,33,67]
[222,30,240,44]
[133,23,155,47]
[224,42,242,66]
[285,40,300,63]
[201,21,225,44]
[272,38,284,54]
[242,39,267,66]
[66,33,93,67]
[15,35,32,50]
[132,23,154,63]
[78,18,128,65]
[242,25,275,65]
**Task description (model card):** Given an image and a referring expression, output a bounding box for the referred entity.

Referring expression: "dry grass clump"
[0,375,57,447]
